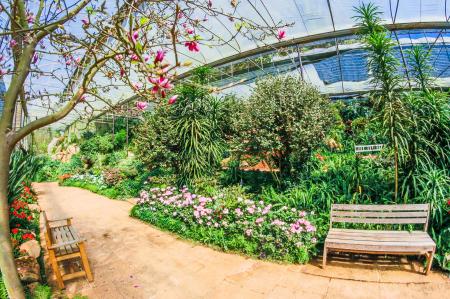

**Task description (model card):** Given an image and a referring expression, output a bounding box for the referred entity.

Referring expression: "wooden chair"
[323,204,436,274]
[43,211,93,289]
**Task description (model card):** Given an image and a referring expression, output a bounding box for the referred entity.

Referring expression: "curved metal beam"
[177,22,450,80]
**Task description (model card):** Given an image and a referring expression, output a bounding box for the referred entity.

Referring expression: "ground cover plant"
[132,186,318,263]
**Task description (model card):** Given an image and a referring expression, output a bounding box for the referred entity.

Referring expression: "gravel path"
[35,182,449,299]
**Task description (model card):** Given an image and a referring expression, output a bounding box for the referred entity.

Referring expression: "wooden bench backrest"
[42,211,54,245]
[330,204,430,231]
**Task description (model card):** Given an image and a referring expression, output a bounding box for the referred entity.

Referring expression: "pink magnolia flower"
[26,13,35,24]
[148,76,173,97]
[131,54,139,61]
[131,30,139,42]
[75,57,81,65]
[65,59,72,66]
[154,50,165,63]
[120,68,125,77]
[0,54,3,62]
[81,18,89,26]
[186,28,194,34]
[136,101,148,110]
[168,95,178,105]
[208,0,213,8]
[79,94,87,102]
[115,54,123,60]
[32,52,38,64]
[9,39,17,48]
[277,29,286,40]
[0,69,7,76]
[184,41,200,52]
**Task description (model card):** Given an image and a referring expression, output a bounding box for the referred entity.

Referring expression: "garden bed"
[131,186,318,263]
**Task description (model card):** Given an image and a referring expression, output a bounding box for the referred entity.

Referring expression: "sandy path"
[35,182,449,299]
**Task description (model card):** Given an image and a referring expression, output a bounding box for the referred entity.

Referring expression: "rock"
[15,256,40,283]
[28,204,41,212]
[19,240,41,258]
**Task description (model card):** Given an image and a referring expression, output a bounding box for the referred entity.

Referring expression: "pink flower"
[168,95,178,105]
[136,101,148,110]
[9,39,17,48]
[120,68,125,77]
[0,54,3,62]
[154,50,165,63]
[246,206,255,214]
[184,41,200,52]
[0,69,7,76]
[132,83,141,90]
[82,18,89,26]
[131,54,139,61]
[32,52,39,64]
[277,29,286,40]
[255,217,264,224]
[79,94,87,102]
[245,229,253,236]
[115,54,123,60]
[186,28,194,34]
[65,59,72,66]
[235,208,243,217]
[148,76,173,97]
[131,30,139,42]
[26,13,35,24]
[75,57,81,65]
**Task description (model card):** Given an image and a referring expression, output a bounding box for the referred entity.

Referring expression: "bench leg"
[323,246,328,269]
[78,242,94,282]
[48,249,65,289]
[425,250,434,275]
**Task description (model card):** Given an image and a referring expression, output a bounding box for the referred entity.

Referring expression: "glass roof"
[2,0,450,130]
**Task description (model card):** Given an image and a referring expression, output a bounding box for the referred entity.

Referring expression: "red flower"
[27,215,33,221]
[11,228,19,234]
[447,199,450,205]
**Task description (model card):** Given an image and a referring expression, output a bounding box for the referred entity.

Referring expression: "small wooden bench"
[43,212,93,289]
[323,204,436,274]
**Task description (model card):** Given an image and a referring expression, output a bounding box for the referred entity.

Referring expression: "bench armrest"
[48,238,85,249]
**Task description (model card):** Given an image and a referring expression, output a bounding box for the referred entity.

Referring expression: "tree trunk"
[0,136,25,299]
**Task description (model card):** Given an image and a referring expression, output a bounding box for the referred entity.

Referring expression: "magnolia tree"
[0,0,286,297]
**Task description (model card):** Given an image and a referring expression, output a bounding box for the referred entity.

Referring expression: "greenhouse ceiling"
[2,0,450,130]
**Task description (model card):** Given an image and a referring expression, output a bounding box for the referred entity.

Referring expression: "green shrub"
[231,75,334,177]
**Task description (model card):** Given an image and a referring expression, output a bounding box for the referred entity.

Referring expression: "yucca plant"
[354,3,411,201]
[8,149,40,204]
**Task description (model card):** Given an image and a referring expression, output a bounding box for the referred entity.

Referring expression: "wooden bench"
[323,204,436,274]
[43,211,93,289]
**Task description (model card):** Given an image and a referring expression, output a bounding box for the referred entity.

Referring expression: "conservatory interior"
[0,0,449,298]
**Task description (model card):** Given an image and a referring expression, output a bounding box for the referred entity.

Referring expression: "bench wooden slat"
[329,228,424,235]
[332,211,428,218]
[325,243,434,253]
[332,204,429,211]
[327,232,432,242]
[326,237,435,246]
[331,217,427,224]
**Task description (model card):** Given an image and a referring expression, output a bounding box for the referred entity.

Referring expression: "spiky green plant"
[8,149,40,204]
[406,45,433,92]
[354,3,411,201]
